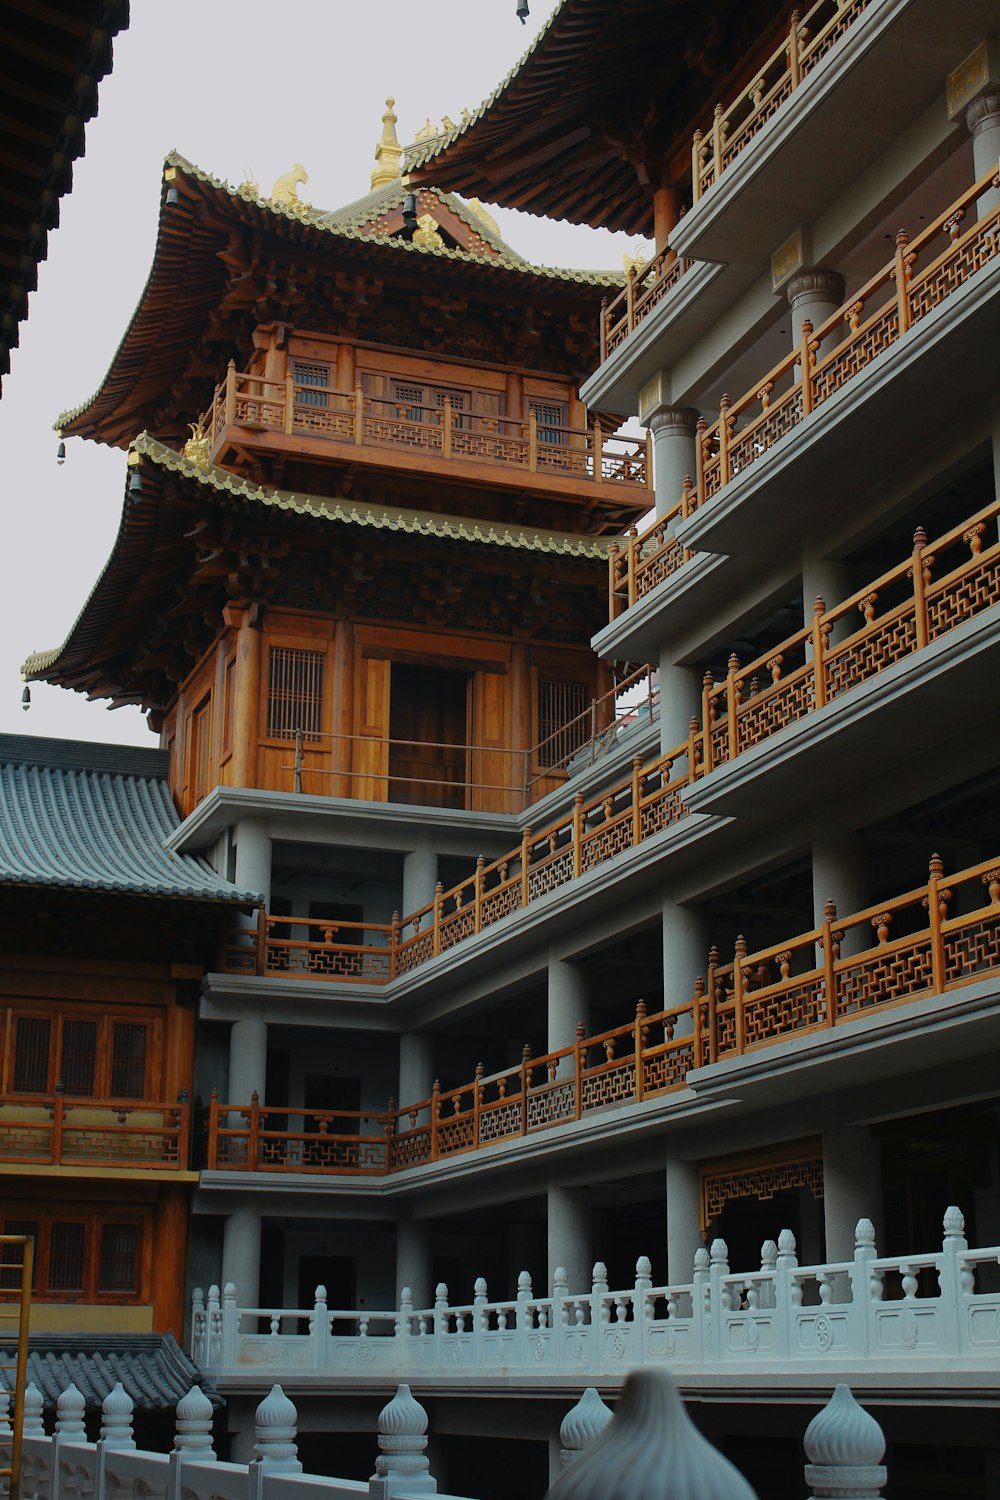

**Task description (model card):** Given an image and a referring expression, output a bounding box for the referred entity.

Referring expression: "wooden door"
[388,663,469,808]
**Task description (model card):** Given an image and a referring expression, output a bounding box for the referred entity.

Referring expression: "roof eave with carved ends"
[55,150,623,441]
[23,434,611,684]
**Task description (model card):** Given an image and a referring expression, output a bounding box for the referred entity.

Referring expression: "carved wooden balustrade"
[209,852,1000,1177]
[691,0,873,202]
[694,168,1000,508]
[599,248,693,360]
[704,854,1000,1061]
[202,366,651,493]
[608,483,695,619]
[700,499,1000,769]
[0,1092,190,1169]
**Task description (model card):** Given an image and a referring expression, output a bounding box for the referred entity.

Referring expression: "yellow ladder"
[0,1236,33,1500]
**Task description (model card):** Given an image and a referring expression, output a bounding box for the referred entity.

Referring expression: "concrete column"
[786,269,845,351]
[233,818,271,906]
[646,406,699,516]
[967,94,1000,219]
[547,954,590,1055]
[398,1032,434,1106]
[822,1126,882,1260]
[402,847,438,918]
[547,1183,591,1294]
[396,1219,432,1307]
[221,1204,262,1304]
[228,1017,268,1102]
[665,1156,702,1284]
[657,658,701,756]
[662,899,706,1006]
[812,833,868,933]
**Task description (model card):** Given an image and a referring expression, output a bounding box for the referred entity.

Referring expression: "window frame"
[0,1209,148,1303]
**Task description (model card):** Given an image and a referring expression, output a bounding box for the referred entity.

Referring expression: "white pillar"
[396,1220,432,1308]
[665,1156,702,1284]
[398,1033,434,1107]
[657,659,701,757]
[222,1205,262,1304]
[229,1018,268,1103]
[548,955,590,1054]
[547,1183,591,1293]
[234,818,271,905]
[812,834,868,932]
[967,94,1000,219]
[802,548,851,634]
[786,269,845,351]
[662,899,706,1006]
[646,406,699,517]
[402,848,438,918]
[822,1126,882,1260]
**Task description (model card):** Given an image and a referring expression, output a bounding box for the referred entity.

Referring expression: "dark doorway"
[389,663,469,809]
[297,1253,355,1311]
[303,1072,361,1136]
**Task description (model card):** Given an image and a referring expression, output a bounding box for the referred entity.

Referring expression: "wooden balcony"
[608,487,695,619]
[222,494,1000,988]
[599,248,692,362]
[692,169,1000,519]
[208,849,1000,1178]
[201,367,651,514]
[691,0,873,205]
[0,1092,190,1170]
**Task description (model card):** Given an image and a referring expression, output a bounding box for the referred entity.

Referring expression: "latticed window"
[48,1222,86,1291]
[529,399,567,446]
[293,361,329,408]
[5,1009,154,1099]
[99,1224,139,1293]
[12,1017,51,1092]
[110,1024,148,1098]
[537,680,589,768]
[267,646,325,740]
[60,1019,97,1095]
[0,1221,37,1291]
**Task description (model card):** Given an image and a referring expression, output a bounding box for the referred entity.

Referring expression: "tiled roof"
[0,740,258,903]
[317,181,527,263]
[0,1334,222,1410]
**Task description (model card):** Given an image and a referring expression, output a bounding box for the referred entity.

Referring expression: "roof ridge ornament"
[371,97,403,188]
[270,164,310,218]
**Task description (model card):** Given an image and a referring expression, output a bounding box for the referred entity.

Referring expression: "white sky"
[0,0,650,749]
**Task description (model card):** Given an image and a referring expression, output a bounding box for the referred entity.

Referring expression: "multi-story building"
[19,5,1000,1493]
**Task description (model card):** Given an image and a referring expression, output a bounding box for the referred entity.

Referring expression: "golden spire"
[371,97,403,188]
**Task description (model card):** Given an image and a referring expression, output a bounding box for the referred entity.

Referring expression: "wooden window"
[529,399,567,446]
[267,646,324,740]
[537,679,589,768]
[0,1211,146,1302]
[99,1223,139,1294]
[293,361,330,408]
[12,1016,51,1092]
[4,1008,156,1099]
[391,379,469,426]
[191,696,212,804]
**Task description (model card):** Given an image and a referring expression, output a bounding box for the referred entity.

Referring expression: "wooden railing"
[700,499,1000,769]
[599,247,693,361]
[0,1092,190,1169]
[208,850,1000,1176]
[202,367,651,493]
[692,0,873,202]
[608,482,696,618]
[694,169,1000,509]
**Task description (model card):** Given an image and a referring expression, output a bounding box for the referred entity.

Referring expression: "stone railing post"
[205,1284,221,1368]
[23,1382,45,1435]
[254,1386,302,1473]
[707,1239,729,1362]
[516,1269,534,1362]
[803,1385,886,1498]
[310,1284,329,1371]
[939,1205,970,1355]
[558,1388,613,1466]
[54,1386,86,1442]
[634,1256,652,1365]
[99,1385,135,1450]
[848,1219,878,1357]
[369,1384,436,1499]
[190,1287,206,1363]
[173,1386,216,1461]
[221,1282,238,1367]
[544,1368,757,1498]
[433,1282,449,1370]
[774,1228,799,1361]
[691,1247,710,1364]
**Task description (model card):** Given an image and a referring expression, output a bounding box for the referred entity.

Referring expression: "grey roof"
[0,1334,222,1410]
[0,739,259,903]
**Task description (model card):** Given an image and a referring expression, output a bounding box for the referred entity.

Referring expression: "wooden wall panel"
[353,655,390,801]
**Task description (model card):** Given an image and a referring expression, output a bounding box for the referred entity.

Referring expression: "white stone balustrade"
[192,1210,1000,1385]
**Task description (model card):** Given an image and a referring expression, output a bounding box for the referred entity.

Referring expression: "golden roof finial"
[371,97,403,189]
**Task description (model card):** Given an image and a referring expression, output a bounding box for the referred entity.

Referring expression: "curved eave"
[24,435,612,694]
[58,152,622,447]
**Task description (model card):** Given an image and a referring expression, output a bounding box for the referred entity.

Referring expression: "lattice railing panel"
[259,1137,386,1172]
[824,612,918,699]
[732,675,814,754]
[265,945,391,981]
[363,415,444,452]
[943,915,1000,985]
[395,932,434,975]
[581,1060,636,1112]
[640,784,685,838]
[292,406,353,439]
[580,816,633,871]
[436,1117,475,1158]
[479,884,521,931]
[909,220,1000,323]
[479,1099,521,1143]
[526,1080,576,1130]
[644,1042,695,1093]
[527,849,574,900]
[927,556,1000,640]
[438,908,476,952]
[812,305,897,404]
[389,1128,432,1169]
[835,941,934,1017]
[234,396,283,429]
[742,978,826,1046]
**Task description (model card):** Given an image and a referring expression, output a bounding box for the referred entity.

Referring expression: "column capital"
[646,404,699,437]
[966,91,1000,135]
[786,268,845,308]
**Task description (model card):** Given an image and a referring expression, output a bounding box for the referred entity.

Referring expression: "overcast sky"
[0,0,649,749]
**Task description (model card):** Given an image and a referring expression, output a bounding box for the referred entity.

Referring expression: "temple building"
[12,3,1000,1493]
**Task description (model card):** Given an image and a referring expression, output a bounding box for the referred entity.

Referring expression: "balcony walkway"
[193,1207,1000,1391]
[0,1094,191,1170]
